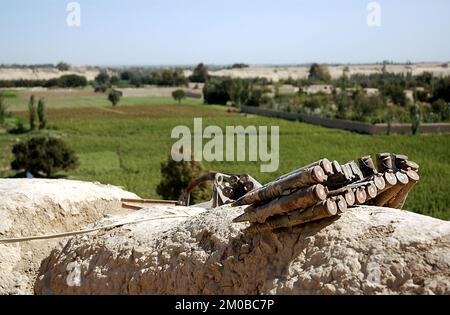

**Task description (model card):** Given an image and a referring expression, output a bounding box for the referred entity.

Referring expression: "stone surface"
[35,204,450,295]
[0,179,138,295]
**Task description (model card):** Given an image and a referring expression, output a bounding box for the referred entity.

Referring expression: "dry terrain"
[0,67,102,81]
[184,63,450,81]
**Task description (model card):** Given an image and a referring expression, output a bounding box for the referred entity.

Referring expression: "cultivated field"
[0,89,449,220]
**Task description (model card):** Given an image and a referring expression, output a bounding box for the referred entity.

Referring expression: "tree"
[431,99,450,121]
[410,104,421,135]
[37,97,47,130]
[383,84,408,107]
[229,63,249,69]
[385,108,394,135]
[308,63,331,83]
[58,74,88,88]
[172,89,186,104]
[431,77,450,103]
[156,152,211,205]
[108,89,122,106]
[245,86,271,107]
[28,95,36,130]
[11,137,79,177]
[0,96,8,125]
[56,62,70,71]
[95,70,110,85]
[203,77,232,105]
[230,79,250,109]
[189,63,209,83]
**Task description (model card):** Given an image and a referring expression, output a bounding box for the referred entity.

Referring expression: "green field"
[0,90,449,220]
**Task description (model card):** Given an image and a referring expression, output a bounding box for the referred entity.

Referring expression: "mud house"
[363,88,380,96]
[302,84,334,95]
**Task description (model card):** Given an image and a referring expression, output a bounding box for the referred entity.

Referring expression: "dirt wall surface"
[35,204,450,295]
[0,179,138,295]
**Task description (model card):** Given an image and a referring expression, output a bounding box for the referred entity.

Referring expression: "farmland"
[0,89,449,220]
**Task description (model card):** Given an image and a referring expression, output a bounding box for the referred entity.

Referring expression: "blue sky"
[0,0,449,66]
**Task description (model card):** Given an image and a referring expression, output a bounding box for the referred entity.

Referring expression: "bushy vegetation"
[228,63,250,69]
[269,68,450,125]
[156,153,211,204]
[115,68,188,87]
[203,77,271,106]
[189,63,209,83]
[56,62,70,71]
[11,137,79,177]
[0,74,88,88]
[172,89,186,104]
[108,90,122,106]
[308,63,331,83]
[0,96,9,125]
[37,97,47,129]
[203,77,232,105]
[28,95,36,130]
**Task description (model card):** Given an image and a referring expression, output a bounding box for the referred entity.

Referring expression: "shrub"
[11,137,79,177]
[156,153,211,205]
[8,119,27,135]
[230,79,250,108]
[94,83,109,93]
[245,86,271,107]
[172,89,186,104]
[28,95,36,130]
[431,99,450,121]
[108,89,122,106]
[37,97,47,129]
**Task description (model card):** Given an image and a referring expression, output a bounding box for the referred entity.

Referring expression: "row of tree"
[0,75,88,88]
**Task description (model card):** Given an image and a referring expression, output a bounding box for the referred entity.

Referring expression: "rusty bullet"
[232,166,327,207]
[233,184,327,223]
[276,159,333,181]
[365,182,378,200]
[371,171,409,207]
[373,174,386,191]
[244,199,338,234]
[385,170,420,209]
[328,188,355,207]
[354,187,367,205]
[333,195,348,213]
[359,155,378,177]
[376,153,394,172]
[222,186,234,198]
